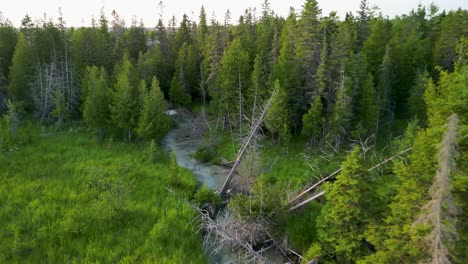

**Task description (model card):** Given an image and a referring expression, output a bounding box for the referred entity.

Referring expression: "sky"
[1,0,467,27]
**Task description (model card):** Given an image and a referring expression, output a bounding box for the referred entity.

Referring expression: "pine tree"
[83,66,110,140]
[354,73,378,139]
[215,38,250,129]
[302,97,323,143]
[296,0,322,95]
[110,58,140,140]
[274,12,298,126]
[169,72,191,107]
[264,80,291,140]
[137,76,173,140]
[317,147,370,262]
[8,32,34,107]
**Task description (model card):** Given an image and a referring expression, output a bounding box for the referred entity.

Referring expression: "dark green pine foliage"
[317,147,373,262]
[137,76,173,140]
[408,71,430,125]
[296,0,322,101]
[215,38,250,129]
[8,32,34,108]
[273,11,299,130]
[169,71,191,107]
[125,19,147,61]
[264,80,291,139]
[110,55,140,140]
[82,66,110,140]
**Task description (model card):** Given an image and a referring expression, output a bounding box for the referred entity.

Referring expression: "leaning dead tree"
[287,147,413,211]
[219,90,276,196]
[413,114,460,264]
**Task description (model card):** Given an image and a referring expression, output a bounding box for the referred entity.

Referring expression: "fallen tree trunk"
[287,147,413,211]
[219,91,276,195]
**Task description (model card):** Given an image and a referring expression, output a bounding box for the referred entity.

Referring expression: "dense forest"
[0,0,467,263]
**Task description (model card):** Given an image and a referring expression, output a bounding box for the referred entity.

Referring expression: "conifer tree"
[302,97,323,143]
[169,71,191,107]
[296,0,322,95]
[110,57,140,140]
[8,32,34,107]
[215,38,250,129]
[138,76,172,140]
[317,147,370,262]
[264,80,290,141]
[83,66,110,140]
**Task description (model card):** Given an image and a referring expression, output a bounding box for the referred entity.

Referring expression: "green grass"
[0,125,205,263]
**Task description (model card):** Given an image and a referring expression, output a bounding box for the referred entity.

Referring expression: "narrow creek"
[162,119,285,263]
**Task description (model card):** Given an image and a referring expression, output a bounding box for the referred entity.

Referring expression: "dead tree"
[287,147,413,211]
[219,90,276,195]
[413,114,460,264]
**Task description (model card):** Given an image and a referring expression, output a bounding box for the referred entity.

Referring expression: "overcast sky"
[1,0,467,27]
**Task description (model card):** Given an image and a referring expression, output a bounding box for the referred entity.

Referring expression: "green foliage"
[8,32,34,107]
[145,140,169,163]
[169,74,191,107]
[215,38,250,127]
[83,66,110,140]
[110,57,140,140]
[0,125,204,263]
[229,180,284,219]
[302,243,323,264]
[265,80,291,136]
[137,76,173,140]
[51,89,67,130]
[302,97,323,142]
[316,147,371,262]
[193,185,222,207]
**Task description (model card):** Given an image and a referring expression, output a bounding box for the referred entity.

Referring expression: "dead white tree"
[31,44,77,123]
[413,114,460,264]
[219,90,276,195]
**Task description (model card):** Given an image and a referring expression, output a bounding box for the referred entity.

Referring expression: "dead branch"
[219,90,276,195]
[287,147,413,211]
[166,188,267,263]
[413,114,460,264]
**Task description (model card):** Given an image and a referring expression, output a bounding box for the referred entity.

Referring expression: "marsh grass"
[0,124,205,263]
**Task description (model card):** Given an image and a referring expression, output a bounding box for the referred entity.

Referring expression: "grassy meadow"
[0,124,205,263]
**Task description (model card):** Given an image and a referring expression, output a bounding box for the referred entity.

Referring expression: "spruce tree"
[8,32,34,107]
[264,80,291,141]
[317,147,370,262]
[83,67,110,140]
[137,76,173,140]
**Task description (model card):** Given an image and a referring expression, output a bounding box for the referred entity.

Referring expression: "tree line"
[0,1,466,145]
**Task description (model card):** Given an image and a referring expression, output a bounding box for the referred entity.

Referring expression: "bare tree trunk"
[413,114,460,264]
[220,91,276,195]
[287,147,413,210]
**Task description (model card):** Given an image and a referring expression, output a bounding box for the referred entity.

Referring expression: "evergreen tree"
[317,147,371,262]
[83,66,110,140]
[302,97,323,143]
[110,57,140,140]
[8,32,34,107]
[137,76,173,140]
[215,38,250,129]
[264,80,290,140]
[274,12,299,127]
[169,71,191,107]
[296,0,322,96]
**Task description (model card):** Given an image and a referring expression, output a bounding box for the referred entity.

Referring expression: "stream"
[162,119,285,264]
